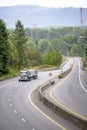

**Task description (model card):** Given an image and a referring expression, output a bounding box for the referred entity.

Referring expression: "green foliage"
[0,67,18,80]
[25,27,80,41]
[85,44,87,60]
[50,38,63,51]
[26,28,49,41]
[34,64,56,70]
[0,19,10,74]
[24,49,42,67]
[8,38,19,68]
[70,44,83,56]
[38,39,50,53]
[64,34,77,46]
[42,50,62,66]
[81,58,87,71]
[26,37,38,51]
[14,20,27,69]
[48,28,61,40]
[25,27,84,57]
[1,20,86,79]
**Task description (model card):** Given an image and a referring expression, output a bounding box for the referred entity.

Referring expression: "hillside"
[0,5,87,28]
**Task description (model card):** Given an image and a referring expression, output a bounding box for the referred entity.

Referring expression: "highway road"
[0,69,67,130]
[0,58,81,130]
[51,58,87,121]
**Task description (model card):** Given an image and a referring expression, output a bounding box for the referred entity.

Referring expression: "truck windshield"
[19,71,27,75]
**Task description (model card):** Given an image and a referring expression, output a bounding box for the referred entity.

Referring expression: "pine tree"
[0,19,10,74]
[14,20,27,69]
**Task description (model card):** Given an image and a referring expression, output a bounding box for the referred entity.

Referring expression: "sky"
[0,0,87,8]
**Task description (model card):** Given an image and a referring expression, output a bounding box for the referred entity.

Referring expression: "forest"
[0,19,87,78]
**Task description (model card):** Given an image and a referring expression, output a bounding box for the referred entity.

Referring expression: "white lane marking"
[8,99,11,102]
[32,129,35,130]
[9,104,12,107]
[79,60,87,93]
[21,118,26,122]
[14,110,17,114]
[0,84,8,89]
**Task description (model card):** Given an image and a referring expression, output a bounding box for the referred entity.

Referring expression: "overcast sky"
[0,0,87,8]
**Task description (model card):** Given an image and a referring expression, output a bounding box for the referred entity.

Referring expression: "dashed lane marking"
[21,118,26,122]
[14,110,17,114]
[9,104,12,107]
[8,99,11,102]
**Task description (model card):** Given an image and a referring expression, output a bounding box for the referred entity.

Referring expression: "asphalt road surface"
[0,58,82,130]
[0,70,65,130]
[52,58,87,121]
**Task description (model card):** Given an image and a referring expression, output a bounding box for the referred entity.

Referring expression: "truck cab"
[18,70,38,81]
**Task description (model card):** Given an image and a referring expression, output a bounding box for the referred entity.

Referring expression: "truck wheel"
[28,77,31,81]
[36,76,38,79]
[33,76,36,79]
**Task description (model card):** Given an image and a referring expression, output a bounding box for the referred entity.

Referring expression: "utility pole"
[80,8,83,27]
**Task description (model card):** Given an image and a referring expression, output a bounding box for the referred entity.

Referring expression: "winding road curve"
[50,58,87,121]
[0,70,65,130]
[0,58,84,130]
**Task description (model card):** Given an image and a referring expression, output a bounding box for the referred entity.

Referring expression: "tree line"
[0,19,87,75]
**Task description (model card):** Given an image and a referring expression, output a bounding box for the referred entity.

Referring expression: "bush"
[34,64,56,70]
[0,68,9,75]
[42,51,62,66]
[58,74,62,79]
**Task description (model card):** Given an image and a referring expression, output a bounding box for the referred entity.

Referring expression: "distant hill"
[0,5,87,28]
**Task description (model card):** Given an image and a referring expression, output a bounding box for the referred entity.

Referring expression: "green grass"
[34,64,57,70]
[0,68,18,81]
[81,58,87,73]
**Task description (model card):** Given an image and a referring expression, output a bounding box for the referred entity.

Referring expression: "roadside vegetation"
[81,32,87,71]
[0,19,87,80]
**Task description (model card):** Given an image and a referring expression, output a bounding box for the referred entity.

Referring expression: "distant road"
[51,58,87,120]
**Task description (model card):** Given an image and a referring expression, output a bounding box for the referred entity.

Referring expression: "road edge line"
[28,85,66,130]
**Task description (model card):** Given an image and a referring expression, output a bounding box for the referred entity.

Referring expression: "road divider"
[29,82,66,130]
[58,59,74,79]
